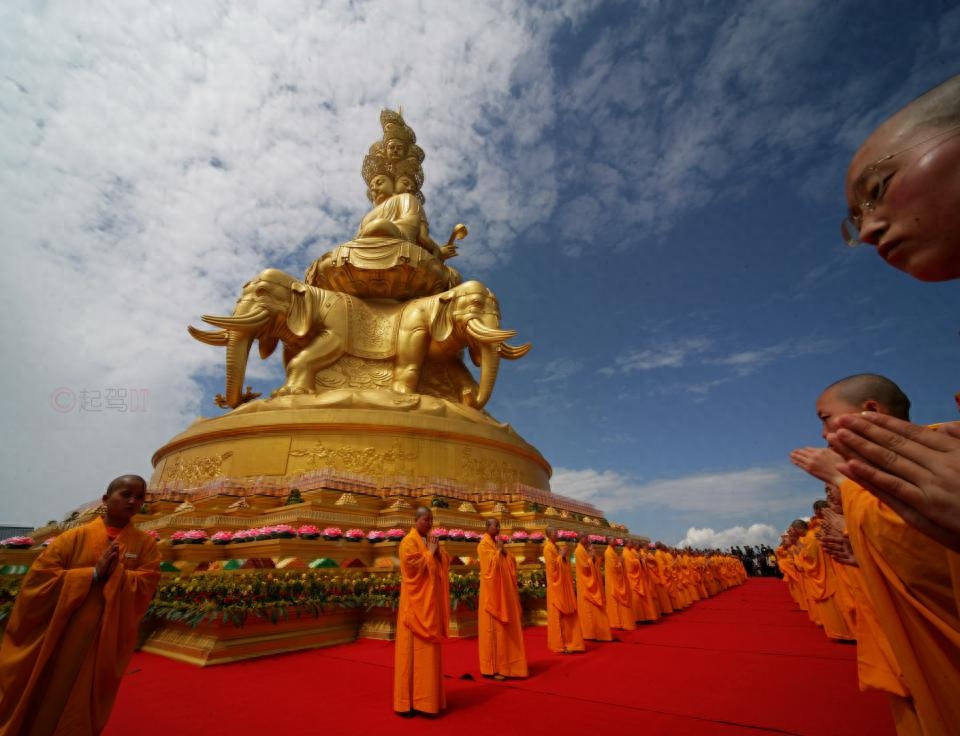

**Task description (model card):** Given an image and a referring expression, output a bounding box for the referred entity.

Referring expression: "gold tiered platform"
[151,402,551,494]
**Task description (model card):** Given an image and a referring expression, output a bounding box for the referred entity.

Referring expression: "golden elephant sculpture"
[189,269,530,410]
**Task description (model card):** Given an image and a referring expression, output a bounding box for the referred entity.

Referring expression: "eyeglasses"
[841,124,960,246]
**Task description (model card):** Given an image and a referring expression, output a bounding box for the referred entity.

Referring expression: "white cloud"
[536,358,584,384]
[552,465,809,516]
[709,339,838,376]
[600,335,837,391]
[677,523,780,550]
[599,337,712,375]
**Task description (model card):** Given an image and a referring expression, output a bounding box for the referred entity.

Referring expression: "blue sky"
[1,0,957,548]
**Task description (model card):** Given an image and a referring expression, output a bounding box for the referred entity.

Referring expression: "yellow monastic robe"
[603,545,636,630]
[575,543,612,641]
[797,525,853,640]
[831,561,909,698]
[842,480,960,735]
[623,546,659,622]
[394,528,451,714]
[0,518,160,736]
[694,556,710,598]
[645,551,673,613]
[776,545,807,610]
[477,534,528,678]
[656,549,686,610]
[543,539,585,653]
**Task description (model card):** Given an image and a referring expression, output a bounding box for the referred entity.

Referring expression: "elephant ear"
[288,281,314,338]
[431,292,455,343]
[258,335,279,359]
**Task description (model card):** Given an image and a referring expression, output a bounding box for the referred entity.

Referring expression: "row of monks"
[775,72,960,736]
[393,511,746,716]
[783,377,960,736]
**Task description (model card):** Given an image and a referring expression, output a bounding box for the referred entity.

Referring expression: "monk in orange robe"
[794,374,960,734]
[623,540,658,622]
[693,553,709,599]
[543,527,584,653]
[831,75,960,555]
[655,545,687,610]
[797,505,853,641]
[394,506,451,716]
[477,519,528,679]
[0,475,160,736]
[603,539,635,630]
[817,481,908,698]
[644,546,672,614]
[575,535,612,641]
[776,534,807,610]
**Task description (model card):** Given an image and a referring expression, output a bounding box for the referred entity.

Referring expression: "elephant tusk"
[498,341,531,360]
[202,308,272,331]
[466,319,517,344]
[188,325,229,346]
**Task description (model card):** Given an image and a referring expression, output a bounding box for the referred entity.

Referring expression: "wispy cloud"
[599,338,712,375]
[652,378,733,402]
[600,336,838,390]
[708,338,838,376]
[536,358,584,384]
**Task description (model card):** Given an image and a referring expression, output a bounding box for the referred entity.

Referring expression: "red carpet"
[104,579,894,735]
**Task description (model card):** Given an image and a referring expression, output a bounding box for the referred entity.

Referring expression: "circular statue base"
[149,393,551,494]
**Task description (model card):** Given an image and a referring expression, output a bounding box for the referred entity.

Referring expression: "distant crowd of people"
[729,545,780,578]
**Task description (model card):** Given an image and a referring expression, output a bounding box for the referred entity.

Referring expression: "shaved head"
[415,506,432,520]
[824,374,911,420]
[884,74,960,138]
[105,474,146,496]
[846,75,960,281]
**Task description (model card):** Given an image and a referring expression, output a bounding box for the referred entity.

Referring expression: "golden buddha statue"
[305,109,464,300]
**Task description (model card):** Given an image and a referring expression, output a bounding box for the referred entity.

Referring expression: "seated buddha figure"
[305,111,463,300]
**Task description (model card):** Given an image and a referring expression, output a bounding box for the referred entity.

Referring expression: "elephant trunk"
[223,330,254,408]
[474,341,501,409]
[196,308,272,409]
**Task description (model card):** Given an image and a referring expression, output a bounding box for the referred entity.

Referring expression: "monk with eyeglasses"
[833,74,960,562]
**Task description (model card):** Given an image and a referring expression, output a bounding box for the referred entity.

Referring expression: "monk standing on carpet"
[623,540,659,623]
[792,375,960,735]
[0,474,160,736]
[645,544,673,614]
[543,527,584,653]
[394,506,451,717]
[477,518,528,679]
[603,538,636,631]
[796,501,853,641]
[575,534,612,642]
[817,483,909,701]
